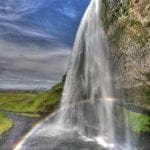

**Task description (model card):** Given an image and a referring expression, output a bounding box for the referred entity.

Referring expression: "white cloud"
[0,22,52,39]
[58,5,78,19]
[0,0,44,20]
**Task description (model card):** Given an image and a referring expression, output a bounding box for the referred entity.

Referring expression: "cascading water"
[14,0,134,149]
[59,0,115,143]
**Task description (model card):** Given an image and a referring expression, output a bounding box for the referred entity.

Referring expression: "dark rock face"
[101,0,150,108]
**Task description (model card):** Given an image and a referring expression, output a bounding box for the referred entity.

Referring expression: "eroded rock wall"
[101,0,150,108]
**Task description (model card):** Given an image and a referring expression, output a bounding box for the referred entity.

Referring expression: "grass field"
[0,83,63,135]
[0,83,63,114]
[0,92,38,113]
[0,113,12,135]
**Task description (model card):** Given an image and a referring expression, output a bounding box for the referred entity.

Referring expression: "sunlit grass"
[0,83,63,114]
[0,92,39,113]
[0,113,12,135]
[115,106,150,133]
[127,111,150,133]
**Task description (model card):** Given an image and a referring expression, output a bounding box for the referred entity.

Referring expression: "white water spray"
[58,0,115,143]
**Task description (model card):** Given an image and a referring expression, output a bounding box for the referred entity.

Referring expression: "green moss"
[115,106,150,133]
[127,111,150,132]
[0,113,12,135]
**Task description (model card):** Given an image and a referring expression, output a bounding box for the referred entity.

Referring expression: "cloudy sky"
[0,0,90,90]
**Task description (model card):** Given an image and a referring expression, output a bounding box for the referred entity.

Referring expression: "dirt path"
[0,110,39,150]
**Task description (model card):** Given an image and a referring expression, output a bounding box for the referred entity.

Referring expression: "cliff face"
[101,0,150,108]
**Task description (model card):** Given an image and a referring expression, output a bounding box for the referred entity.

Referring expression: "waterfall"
[14,0,133,149]
[59,0,115,143]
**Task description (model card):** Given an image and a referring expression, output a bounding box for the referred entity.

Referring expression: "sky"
[0,0,90,90]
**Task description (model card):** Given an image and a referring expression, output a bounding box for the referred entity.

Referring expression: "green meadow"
[0,83,63,135]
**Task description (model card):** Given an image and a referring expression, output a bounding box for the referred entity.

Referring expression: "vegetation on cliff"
[101,0,150,108]
[101,0,150,133]
[127,111,150,132]
[115,105,150,133]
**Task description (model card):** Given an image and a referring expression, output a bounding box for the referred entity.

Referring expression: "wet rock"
[101,0,150,107]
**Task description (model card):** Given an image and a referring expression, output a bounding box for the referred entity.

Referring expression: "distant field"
[0,83,63,114]
[0,92,39,113]
[0,83,63,135]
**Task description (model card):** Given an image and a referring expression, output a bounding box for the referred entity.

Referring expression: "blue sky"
[0,0,90,90]
[0,0,90,47]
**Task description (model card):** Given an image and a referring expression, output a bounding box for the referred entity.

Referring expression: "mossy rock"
[114,106,150,133]
[123,85,150,109]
